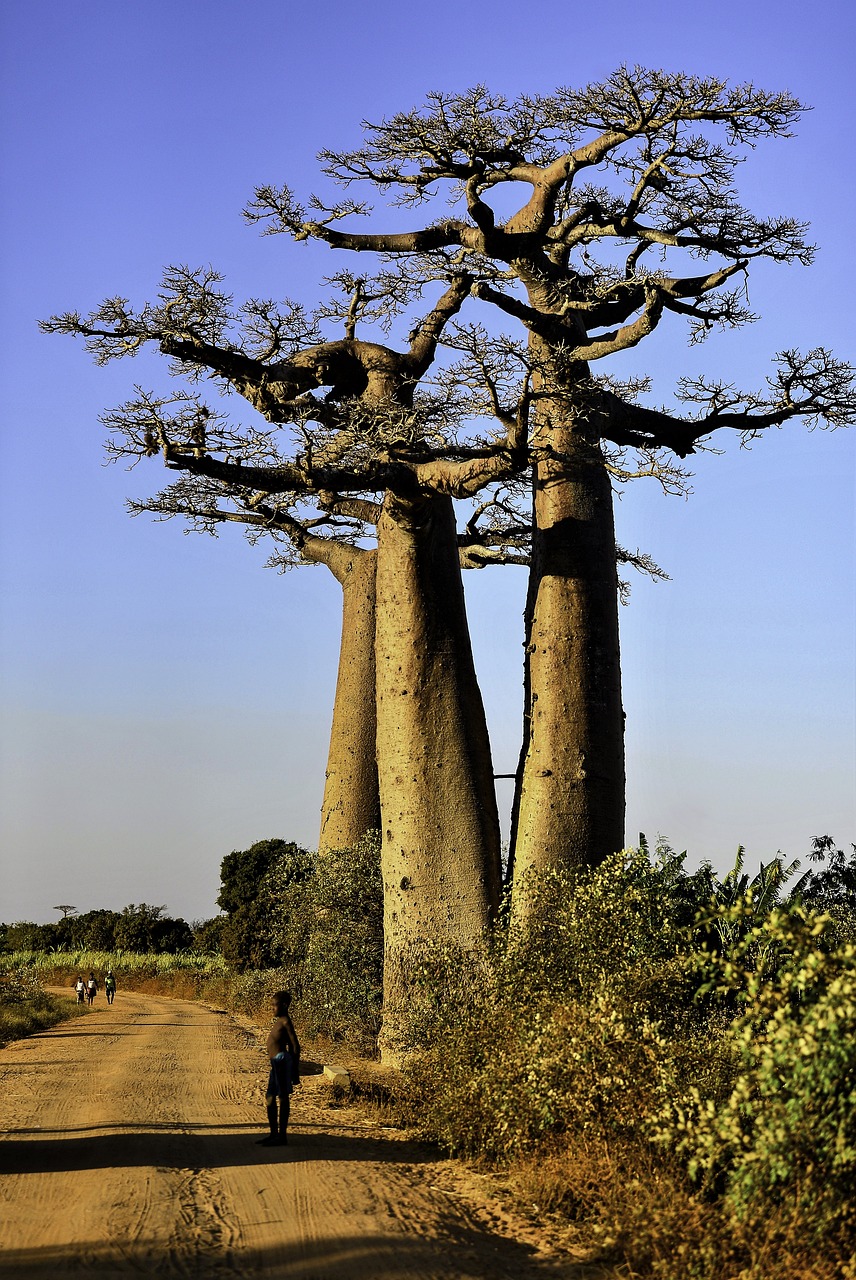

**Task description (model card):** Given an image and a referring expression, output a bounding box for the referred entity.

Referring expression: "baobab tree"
[249,67,855,913]
[43,266,530,1048]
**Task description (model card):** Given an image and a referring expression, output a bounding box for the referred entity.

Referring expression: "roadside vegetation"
[0,965,85,1047]
[1,900,197,954]
[391,836,856,1279]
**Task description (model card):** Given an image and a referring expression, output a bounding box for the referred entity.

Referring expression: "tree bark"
[318,548,381,854]
[510,352,625,919]
[374,487,502,1059]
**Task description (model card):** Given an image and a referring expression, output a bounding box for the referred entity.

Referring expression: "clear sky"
[1,0,853,925]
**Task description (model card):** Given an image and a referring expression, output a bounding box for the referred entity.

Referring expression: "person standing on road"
[86,972,98,1005]
[258,990,300,1147]
[104,970,117,1004]
[74,976,86,1005]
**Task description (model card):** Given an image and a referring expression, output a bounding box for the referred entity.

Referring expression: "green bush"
[0,965,84,1045]
[388,845,855,1277]
[660,897,856,1258]
[394,847,722,1156]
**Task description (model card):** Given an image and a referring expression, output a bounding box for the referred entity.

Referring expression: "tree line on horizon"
[0,903,198,956]
[43,66,855,1054]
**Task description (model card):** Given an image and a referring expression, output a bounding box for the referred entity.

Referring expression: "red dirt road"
[0,991,579,1278]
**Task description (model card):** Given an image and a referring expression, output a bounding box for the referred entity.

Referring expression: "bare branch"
[602,349,856,455]
[570,286,666,361]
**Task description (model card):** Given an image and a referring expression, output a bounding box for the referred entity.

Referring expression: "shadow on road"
[0,1125,441,1174]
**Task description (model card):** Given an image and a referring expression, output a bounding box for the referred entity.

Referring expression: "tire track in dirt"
[0,990,589,1278]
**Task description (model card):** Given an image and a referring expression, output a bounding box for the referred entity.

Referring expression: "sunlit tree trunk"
[318,548,380,854]
[374,487,502,1059]
[510,344,625,918]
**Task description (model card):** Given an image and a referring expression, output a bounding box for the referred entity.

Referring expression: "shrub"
[660,896,856,1263]
[388,845,855,1277]
[394,847,726,1157]
[0,965,84,1045]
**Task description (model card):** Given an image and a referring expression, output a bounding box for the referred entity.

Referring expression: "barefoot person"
[74,976,86,1005]
[104,970,117,1004]
[258,991,300,1147]
[86,972,98,1005]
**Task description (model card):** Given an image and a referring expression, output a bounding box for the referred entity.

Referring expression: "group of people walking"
[73,970,117,1006]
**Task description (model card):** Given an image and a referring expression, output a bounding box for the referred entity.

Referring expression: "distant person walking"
[258,991,300,1147]
[74,976,85,1005]
[86,972,98,1005]
[104,970,117,1004]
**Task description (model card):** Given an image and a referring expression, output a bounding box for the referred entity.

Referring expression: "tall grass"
[0,949,229,980]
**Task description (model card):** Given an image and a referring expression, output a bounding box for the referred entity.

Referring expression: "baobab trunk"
[510,382,625,919]
[318,548,380,853]
[374,488,502,1059]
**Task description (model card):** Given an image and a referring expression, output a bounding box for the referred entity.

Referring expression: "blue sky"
[1,0,853,923]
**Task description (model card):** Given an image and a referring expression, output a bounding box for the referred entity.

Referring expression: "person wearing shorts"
[104,971,117,1004]
[258,991,300,1147]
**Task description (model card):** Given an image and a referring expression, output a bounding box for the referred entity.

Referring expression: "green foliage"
[390,841,855,1276]
[0,965,84,1046]
[1,831,384,1051]
[2,921,46,951]
[798,835,856,945]
[191,915,226,953]
[0,964,45,1005]
[213,830,383,1045]
[0,904,194,955]
[661,897,856,1254]
[0,949,229,980]
[217,838,303,914]
[397,846,723,1159]
[112,904,193,953]
[297,833,384,1048]
[217,838,312,970]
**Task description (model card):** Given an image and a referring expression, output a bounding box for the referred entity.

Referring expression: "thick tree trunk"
[374,488,502,1060]
[510,382,625,919]
[318,549,381,854]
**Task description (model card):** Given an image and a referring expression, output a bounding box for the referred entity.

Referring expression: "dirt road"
[0,991,581,1279]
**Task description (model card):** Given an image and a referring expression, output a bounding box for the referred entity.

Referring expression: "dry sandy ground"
[0,990,596,1279]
